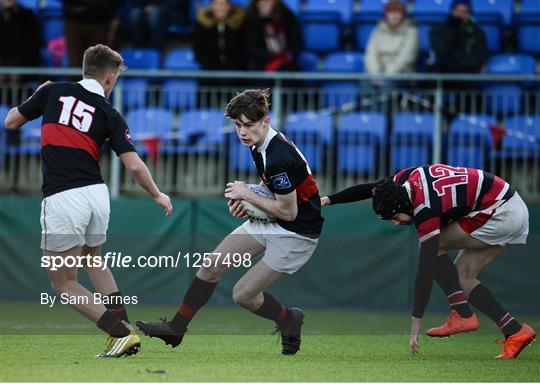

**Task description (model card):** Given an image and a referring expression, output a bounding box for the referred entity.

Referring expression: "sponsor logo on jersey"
[270,172,292,190]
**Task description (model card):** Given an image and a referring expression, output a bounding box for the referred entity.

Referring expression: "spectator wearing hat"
[428,0,488,73]
[365,1,419,78]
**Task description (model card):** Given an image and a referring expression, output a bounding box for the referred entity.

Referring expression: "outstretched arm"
[324,181,382,205]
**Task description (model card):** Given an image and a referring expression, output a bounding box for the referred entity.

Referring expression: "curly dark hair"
[225,89,270,122]
[372,179,413,220]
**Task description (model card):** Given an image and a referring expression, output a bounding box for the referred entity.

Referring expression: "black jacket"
[0,4,41,67]
[62,0,124,23]
[429,16,488,73]
[193,5,247,70]
[245,2,302,70]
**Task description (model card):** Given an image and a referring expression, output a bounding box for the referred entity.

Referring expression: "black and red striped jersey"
[251,128,324,237]
[393,164,515,243]
[17,79,136,197]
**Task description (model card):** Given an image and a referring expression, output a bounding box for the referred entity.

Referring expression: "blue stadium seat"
[472,0,513,25]
[448,114,495,169]
[120,48,161,69]
[164,48,201,70]
[162,49,200,111]
[41,18,64,43]
[514,15,540,55]
[17,0,39,13]
[485,54,536,115]
[297,51,319,72]
[125,108,174,153]
[283,111,333,172]
[304,0,353,24]
[413,0,451,14]
[324,51,364,72]
[119,79,149,111]
[359,0,389,13]
[162,80,198,111]
[40,0,63,17]
[177,109,225,153]
[301,12,342,52]
[229,135,254,172]
[322,52,363,109]
[520,0,540,15]
[7,117,43,155]
[500,115,540,158]
[338,112,386,174]
[475,14,503,52]
[353,14,378,51]
[486,54,536,74]
[391,113,435,172]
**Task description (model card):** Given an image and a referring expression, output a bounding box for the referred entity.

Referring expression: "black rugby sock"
[97,309,130,337]
[170,277,217,332]
[434,254,473,318]
[104,291,129,322]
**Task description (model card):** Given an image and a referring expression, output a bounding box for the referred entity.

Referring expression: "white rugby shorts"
[242,220,318,274]
[460,192,529,246]
[40,183,110,252]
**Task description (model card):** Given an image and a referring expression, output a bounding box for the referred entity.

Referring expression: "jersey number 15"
[58,96,95,132]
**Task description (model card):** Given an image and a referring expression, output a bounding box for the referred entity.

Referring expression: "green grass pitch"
[1,301,539,382]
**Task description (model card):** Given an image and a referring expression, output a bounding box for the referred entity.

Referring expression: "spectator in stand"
[129,1,189,51]
[194,0,247,71]
[429,0,488,73]
[365,1,418,78]
[245,0,302,71]
[0,0,41,80]
[63,0,125,68]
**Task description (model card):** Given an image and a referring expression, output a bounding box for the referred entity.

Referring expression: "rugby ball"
[241,184,276,222]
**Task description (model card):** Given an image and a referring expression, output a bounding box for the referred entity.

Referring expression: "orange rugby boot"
[495,324,536,359]
[426,310,479,337]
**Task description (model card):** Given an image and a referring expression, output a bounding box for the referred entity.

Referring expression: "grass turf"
[1,301,539,382]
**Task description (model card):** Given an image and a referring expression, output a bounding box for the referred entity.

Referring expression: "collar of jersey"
[78,79,105,97]
[255,127,277,153]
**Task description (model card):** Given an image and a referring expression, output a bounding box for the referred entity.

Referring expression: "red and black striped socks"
[253,292,293,328]
[434,254,473,318]
[170,277,217,333]
[469,284,522,337]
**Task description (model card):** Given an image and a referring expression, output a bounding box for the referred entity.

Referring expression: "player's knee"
[232,284,252,308]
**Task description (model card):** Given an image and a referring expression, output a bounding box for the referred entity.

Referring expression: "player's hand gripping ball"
[241,184,276,222]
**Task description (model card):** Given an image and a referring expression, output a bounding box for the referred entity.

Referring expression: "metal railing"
[1,67,539,200]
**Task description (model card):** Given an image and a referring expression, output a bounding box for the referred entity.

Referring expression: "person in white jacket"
[365,0,419,77]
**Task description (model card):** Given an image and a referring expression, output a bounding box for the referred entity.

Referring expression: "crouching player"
[137,89,323,355]
[322,164,535,358]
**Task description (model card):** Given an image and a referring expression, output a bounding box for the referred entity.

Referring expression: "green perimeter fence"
[1,196,539,314]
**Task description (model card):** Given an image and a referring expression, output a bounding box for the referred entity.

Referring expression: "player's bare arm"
[119,152,172,216]
[225,180,298,221]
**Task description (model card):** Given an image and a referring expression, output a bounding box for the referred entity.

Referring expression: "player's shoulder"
[266,134,301,166]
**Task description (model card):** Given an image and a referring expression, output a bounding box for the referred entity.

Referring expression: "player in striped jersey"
[322,164,535,359]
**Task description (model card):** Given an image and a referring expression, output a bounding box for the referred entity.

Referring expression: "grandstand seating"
[472,0,514,25]
[448,114,496,169]
[485,54,536,115]
[283,111,333,172]
[124,107,175,154]
[322,52,364,108]
[500,115,540,158]
[338,112,386,174]
[391,113,435,172]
